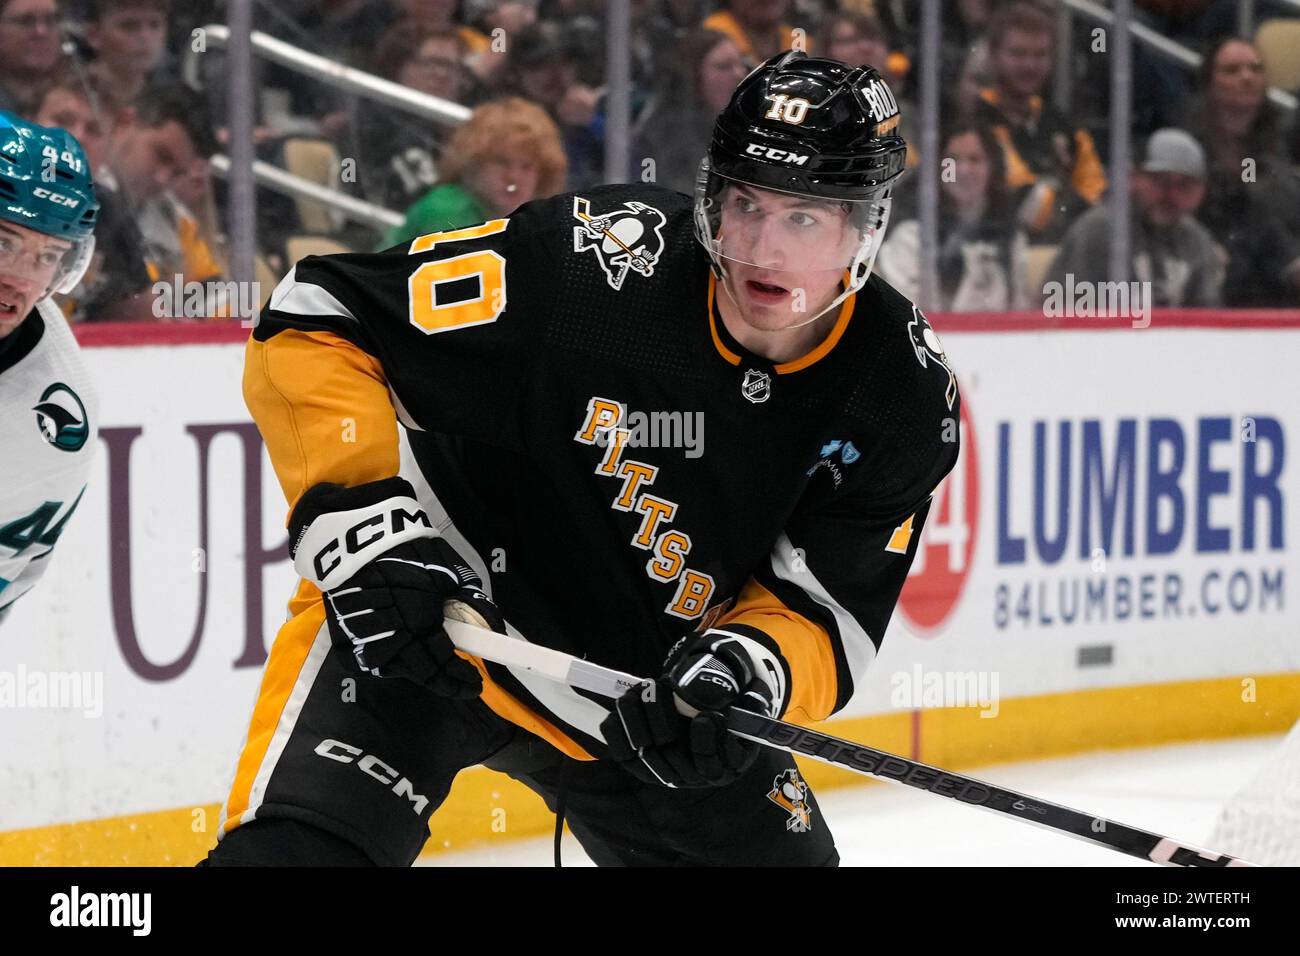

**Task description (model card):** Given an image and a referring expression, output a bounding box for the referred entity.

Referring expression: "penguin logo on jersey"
[767,768,812,832]
[572,196,666,291]
[907,306,958,411]
[33,382,89,452]
[741,368,771,404]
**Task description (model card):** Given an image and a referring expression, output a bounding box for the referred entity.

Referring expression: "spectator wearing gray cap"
[1044,128,1224,309]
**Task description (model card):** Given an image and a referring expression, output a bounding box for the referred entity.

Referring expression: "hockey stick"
[445,619,1257,867]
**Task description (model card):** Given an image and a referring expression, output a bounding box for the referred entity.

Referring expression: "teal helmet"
[0,111,100,294]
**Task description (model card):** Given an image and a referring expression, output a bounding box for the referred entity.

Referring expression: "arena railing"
[190,16,473,288]
[1055,0,1299,114]
[203,1,1295,308]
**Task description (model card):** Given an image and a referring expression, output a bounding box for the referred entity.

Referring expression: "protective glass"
[694,163,890,277]
[693,159,892,324]
[0,229,95,295]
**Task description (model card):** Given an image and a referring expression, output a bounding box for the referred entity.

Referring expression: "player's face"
[717,184,854,329]
[0,221,71,337]
[992,28,1052,99]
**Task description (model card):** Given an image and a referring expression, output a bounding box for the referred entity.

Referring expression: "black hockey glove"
[289,476,501,698]
[599,629,788,788]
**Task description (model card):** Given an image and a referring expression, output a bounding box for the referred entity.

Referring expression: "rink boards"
[1,312,1297,864]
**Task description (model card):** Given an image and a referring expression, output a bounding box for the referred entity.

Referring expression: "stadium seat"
[285,235,354,263]
[254,254,279,307]
[1023,244,1060,299]
[1255,19,1300,93]
[282,138,344,235]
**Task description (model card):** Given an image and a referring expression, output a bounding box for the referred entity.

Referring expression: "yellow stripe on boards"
[2,672,1295,865]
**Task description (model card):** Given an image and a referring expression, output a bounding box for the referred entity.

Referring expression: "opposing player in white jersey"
[0,112,101,628]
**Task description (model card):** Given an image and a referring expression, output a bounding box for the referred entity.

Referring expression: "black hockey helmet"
[693,51,907,324]
[704,50,908,201]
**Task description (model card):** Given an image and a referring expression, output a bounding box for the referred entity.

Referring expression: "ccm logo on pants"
[314,739,430,814]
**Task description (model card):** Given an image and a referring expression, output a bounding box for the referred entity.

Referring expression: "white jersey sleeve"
[0,299,98,626]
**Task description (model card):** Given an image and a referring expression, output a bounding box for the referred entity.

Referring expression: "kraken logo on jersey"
[572,196,666,291]
[767,768,812,832]
[741,368,771,404]
[33,382,89,452]
[907,306,958,411]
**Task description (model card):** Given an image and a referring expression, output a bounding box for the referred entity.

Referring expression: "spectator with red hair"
[492,20,609,187]
[379,95,567,248]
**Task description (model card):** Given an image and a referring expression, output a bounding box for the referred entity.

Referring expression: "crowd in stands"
[3,0,1298,322]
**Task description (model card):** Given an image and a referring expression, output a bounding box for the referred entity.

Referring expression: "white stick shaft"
[444,620,1256,867]
[445,619,644,699]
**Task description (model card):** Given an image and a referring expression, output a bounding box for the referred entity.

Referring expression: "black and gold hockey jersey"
[244,183,959,761]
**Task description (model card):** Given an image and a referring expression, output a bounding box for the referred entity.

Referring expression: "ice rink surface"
[419,735,1284,866]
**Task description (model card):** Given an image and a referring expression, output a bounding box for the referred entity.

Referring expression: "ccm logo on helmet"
[315,739,430,814]
[32,187,80,208]
[312,504,432,580]
[745,143,809,166]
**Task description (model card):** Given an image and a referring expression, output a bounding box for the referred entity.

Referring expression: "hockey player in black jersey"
[206,51,959,866]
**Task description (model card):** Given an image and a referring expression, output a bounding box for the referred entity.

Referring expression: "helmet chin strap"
[703,193,892,336]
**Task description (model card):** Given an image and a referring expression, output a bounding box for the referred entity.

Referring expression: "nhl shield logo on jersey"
[767,768,812,832]
[907,306,958,411]
[33,382,89,452]
[572,196,666,291]
[741,368,771,404]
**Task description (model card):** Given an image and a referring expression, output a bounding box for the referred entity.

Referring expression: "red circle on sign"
[899,388,979,634]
